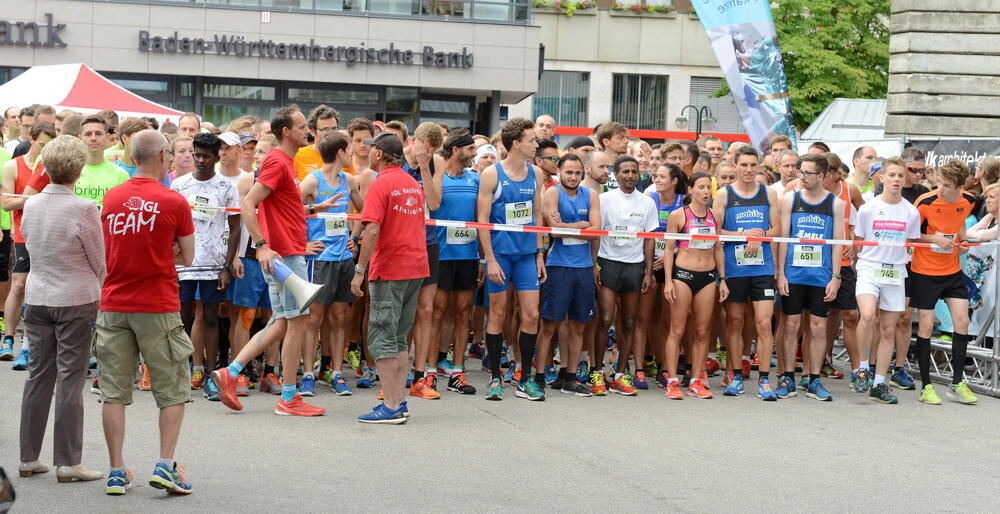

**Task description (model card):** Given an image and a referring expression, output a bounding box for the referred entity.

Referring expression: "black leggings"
[672,266,717,296]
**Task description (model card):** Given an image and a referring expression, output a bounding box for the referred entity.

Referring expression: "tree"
[714,0,890,130]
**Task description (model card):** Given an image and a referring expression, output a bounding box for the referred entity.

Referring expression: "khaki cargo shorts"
[93,311,193,408]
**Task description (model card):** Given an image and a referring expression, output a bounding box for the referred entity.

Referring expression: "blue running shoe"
[436,359,453,377]
[105,468,134,495]
[358,403,407,424]
[807,378,833,401]
[576,361,589,383]
[399,400,410,418]
[515,379,546,401]
[149,462,193,494]
[299,374,316,397]
[503,364,517,384]
[499,350,511,369]
[11,348,28,370]
[331,373,353,396]
[775,376,797,398]
[633,371,649,390]
[757,378,778,401]
[854,369,871,393]
[485,378,504,401]
[356,367,377,388]
[797,376,809,391]
[0,336,12,361]
[723,377,745,396]
[544,365,558,385]
[202,375,220,401]
[890,367,915,390]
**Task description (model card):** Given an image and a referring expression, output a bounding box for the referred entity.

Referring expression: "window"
[110,78,169,98]
[612,74,667,131]
[203,83,275,101]
[689,77,746,134]
[287,87,379,105]
[533,71,588,127]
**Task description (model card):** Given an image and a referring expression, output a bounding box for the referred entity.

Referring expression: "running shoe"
[356,367,377,388]
[235,374,250,397]
[589,371,608,396]
[686,378,713,399]
[806,378,833,401]
[149,462,192,495]
[717,347,727,369]
[918,384,942,405]
[358,403,407,424]
[610,374,638,396]
[544,365,558,385]
[750,355,759,371]
[105,468,134,495]
[202,376,220,402]
[468,341,485,360]
[576,361,590,383]
[436,359,453,377]
[426,374,441,395]
[515,379,546,401]
[0,317,5,333]
[190,369,205,390]
[400,400,410,418]
[513,366,522,383]
[138,364,152,391]
[410,377,441,399]
[331,373,353,396]
[499,351,511,369]
[868,383,897,404]
[274,395,325,416]
[721,371,734,388]
[503,364,516,384]
[447,373,476,394]
[91,377,101,395]
[700,372,711,390]
[633,370,649,390]
[797,376,809,391]
[209,368,242,411]
[319,369,333,385]
[299,374,316,397]
[11,348,28,370]
[560,380,592,397]
[642,358,658,378]
[853,369,871,393]
[485,378,504,401]
[550,371,566,390]
[0,336,12,360]
[723,376,744,396]
[756,378,777,401]
[947,382,978,405]
[775,376,796,399]
[656,371,670,389]
[346,348,362,375]
[705,357,721,376]
[260,373,282,395]
[821,360,844,379]
[666,380,683,400]
[890,367,915,390]
[742,358,751,377]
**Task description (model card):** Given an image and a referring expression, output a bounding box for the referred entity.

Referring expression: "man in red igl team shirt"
[211,105,340,417]
[94,129,197,496]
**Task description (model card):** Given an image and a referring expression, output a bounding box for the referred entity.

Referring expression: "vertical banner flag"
[693,0,797,153]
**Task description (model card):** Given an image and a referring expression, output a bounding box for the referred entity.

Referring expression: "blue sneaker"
[105,468,134,495]
[544,365,558,385]
[807,378,833,401]
[11,348,28,370]
[202,375,220,401]
[854,369,871,393]
[890,367,915,390]
[514,379,546,401]
[0,337,12,361]
[775,376,797,398]
[358,403,407,424]
[634,371,649,390]
[499,351,511,369]
[399,400,410,418]
[576,361,589,383]
[503,364,518,384]
[330,373,353,396]
[436,359,453,377]
[149,462,193,494]
[485,378,504,401]
[756,378,778,401]
[356,367,377,388]
[299,374,316,397]
[723,377,745,396]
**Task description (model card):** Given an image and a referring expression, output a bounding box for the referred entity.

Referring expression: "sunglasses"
[539,155,560,163]
[908,167,927,174]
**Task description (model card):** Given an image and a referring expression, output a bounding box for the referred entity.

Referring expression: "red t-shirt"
[100,177,195,313]
[257,148,306,257]
[361,165,429,281]
[12,156,44,244]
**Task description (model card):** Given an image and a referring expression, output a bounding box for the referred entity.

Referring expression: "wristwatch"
[308,204,316,215]
[832,273,842,279]
[255,238,267,248]
[355,264,366,275]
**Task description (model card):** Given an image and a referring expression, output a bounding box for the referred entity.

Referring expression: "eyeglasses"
[539,155,560,163]
[799,170,823,176]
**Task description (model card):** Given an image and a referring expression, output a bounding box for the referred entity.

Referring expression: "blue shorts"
[264,254,310,319]
[541,266,596,322]
[179,279,227,304]
[227,258,271,309]
[486,253,539,294]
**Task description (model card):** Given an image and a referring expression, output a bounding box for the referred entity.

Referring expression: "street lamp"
[675,105,717,139]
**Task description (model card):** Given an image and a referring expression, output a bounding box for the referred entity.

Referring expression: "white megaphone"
[270,258,324,313]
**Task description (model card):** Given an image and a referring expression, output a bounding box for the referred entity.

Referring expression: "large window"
[533,71,588,127]
[689,77,746,134]
[611,74,667,131]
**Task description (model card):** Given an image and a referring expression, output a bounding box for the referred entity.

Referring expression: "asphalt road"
[2,360,999,512]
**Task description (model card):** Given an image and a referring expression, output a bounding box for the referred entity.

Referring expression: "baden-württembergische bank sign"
[138,31,474,69]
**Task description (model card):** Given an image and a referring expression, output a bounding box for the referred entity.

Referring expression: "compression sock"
[486,333,503,380]
[280,383,297,402]
[951,333,969,384]
[227,360,244,377]
[518,332,537,376]
[915,336,932,387]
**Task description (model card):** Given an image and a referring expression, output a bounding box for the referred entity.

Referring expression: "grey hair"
[131,129,168,165]
[41,135,87,185]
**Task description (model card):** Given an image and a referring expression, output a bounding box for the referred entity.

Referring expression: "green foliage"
[609,2,675,13]
[711,0,890,130]
[533,0,596,16]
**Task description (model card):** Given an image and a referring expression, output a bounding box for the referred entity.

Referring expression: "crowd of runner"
[4,104,994,496]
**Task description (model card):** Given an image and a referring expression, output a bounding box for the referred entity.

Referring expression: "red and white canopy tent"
[0,63,183,124]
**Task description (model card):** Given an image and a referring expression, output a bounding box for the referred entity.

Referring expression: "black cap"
[363,132,404,159]
[565,136,596,150]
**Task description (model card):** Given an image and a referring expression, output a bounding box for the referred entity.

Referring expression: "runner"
[775,154,844,401]
[538,154,601,397]
[535,138,560,189]
[713,146,781,400]
[294,105,339,181]
[476,117,547,401]
[911,159,978,405]
[847,146,878,200]
[662,172,726,399]
[596,156,658,396]
[853,157,920,405]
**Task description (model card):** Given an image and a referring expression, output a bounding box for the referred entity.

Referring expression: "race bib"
[325,219,348,237]
[654,238,667,256]
[792,244,822,268]
[612,225,636,246]
[734,244,764,266]
[932,232,956,254]
[446,227,477,245]
[873,263,902,285]
[505,201,532,225]
[562,236,588,246]
[191,194,214,221]
[689,227,715,250]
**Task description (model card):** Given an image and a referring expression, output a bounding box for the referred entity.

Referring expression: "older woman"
[18,135,106,483]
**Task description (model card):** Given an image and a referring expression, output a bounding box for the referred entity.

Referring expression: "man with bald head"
[535,114,556,141]
[96,128,197,496]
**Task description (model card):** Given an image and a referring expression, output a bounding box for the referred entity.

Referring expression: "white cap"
[218,132,241,147]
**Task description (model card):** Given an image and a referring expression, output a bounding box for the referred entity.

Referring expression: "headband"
[445,133,476,150]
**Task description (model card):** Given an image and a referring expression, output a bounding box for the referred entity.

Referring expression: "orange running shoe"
[686,378,713,399]
[705,357,721,376]
[209,368,243,411]
[235,374,250,397]
[749,355,759,371]
[666,380,683,400]
[377,387,384,400]
[410,377,441,399]
[589,371,607,396]
[260,373,282,395]
[138,364,151,391]
[190,369,205,390]
[274,395,325,416]
[700,372,711,390]
[610,374,638,396]
[742,358,752,377]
